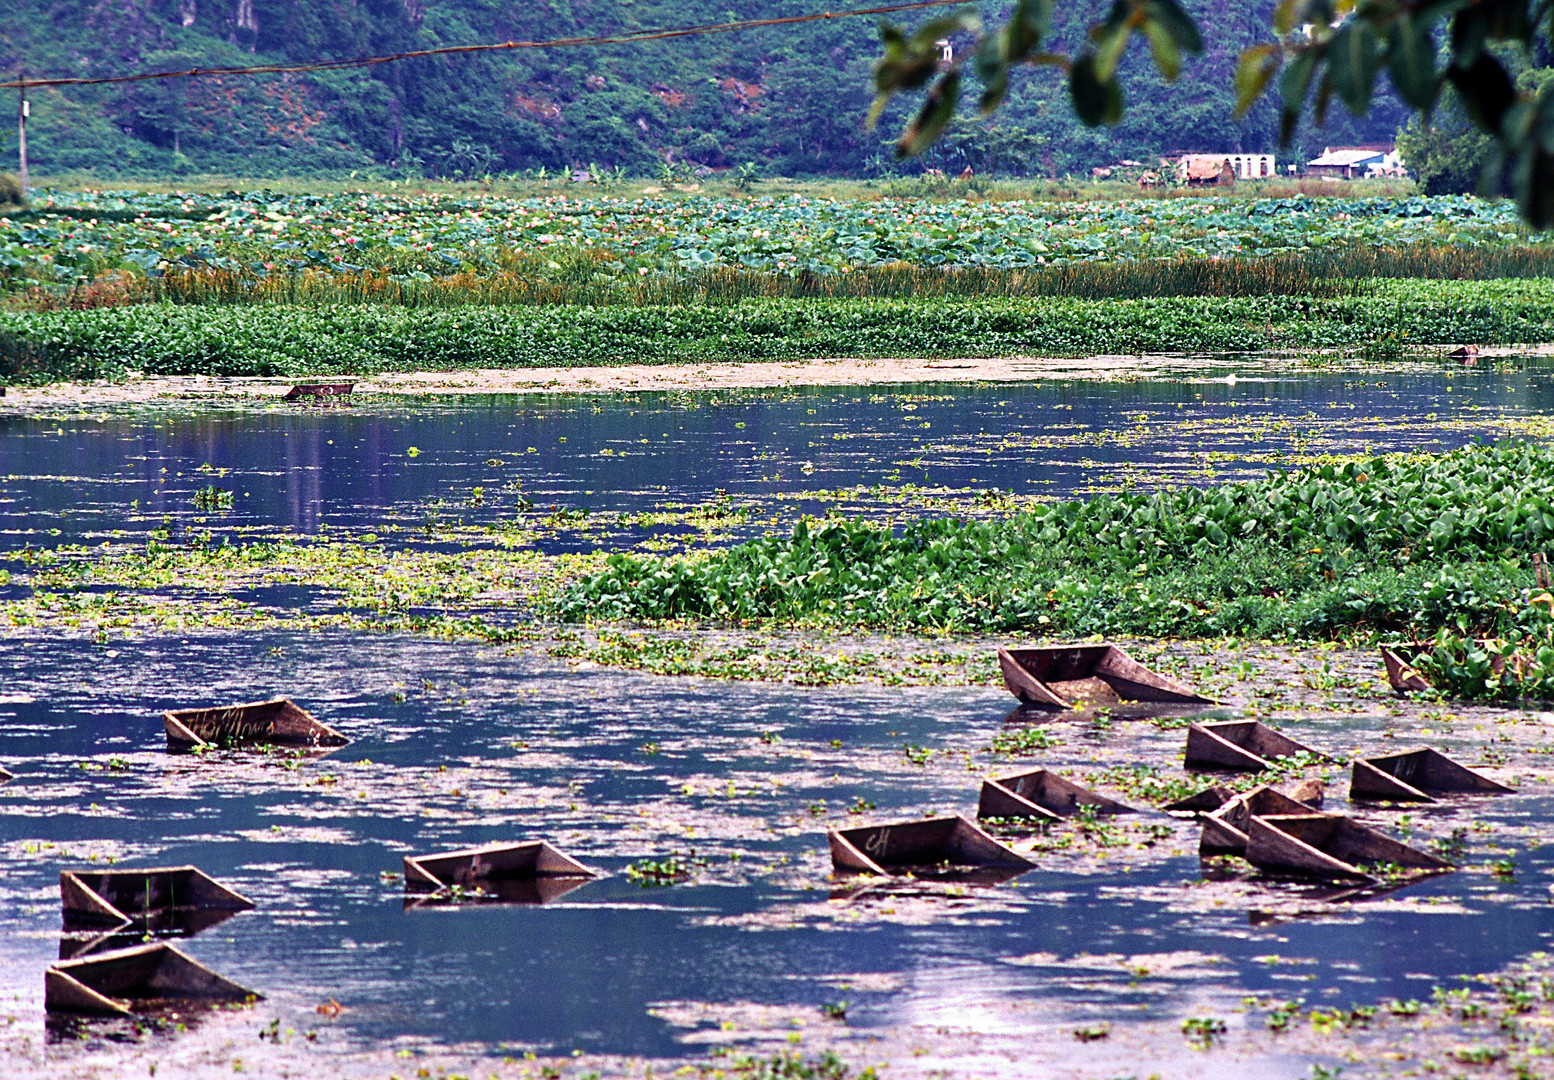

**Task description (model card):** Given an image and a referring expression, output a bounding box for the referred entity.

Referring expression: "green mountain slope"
[0,0,1409,179]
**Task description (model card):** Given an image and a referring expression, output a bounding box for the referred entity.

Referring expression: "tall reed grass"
[106,243,1554,311]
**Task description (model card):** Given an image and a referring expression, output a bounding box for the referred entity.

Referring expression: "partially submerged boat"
[1350,748,1512,802]
[978,768,1134,823]
[1164,785,1235,813]
[0,763,11,781]
[45,942,260,1016]
[1199,785,1318,856]
[1380,644,1433,694]
[403,840,599,896]
[61,866,255,925]
[997,644,1215,711]
[404,874,594,908]
[163,697,348,750]
[829,815,1035,876]
[1245,813,1454,882]
[1184,720,1329,772]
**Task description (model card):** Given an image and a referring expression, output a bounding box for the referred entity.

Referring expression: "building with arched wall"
[1228,153,1276,179]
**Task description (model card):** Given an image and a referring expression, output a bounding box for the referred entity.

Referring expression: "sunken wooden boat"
[404,874,595,908]
[163,697,348,749]
[978,768,1134,823]
[0,763,11,782]
[403,840,598,896]
[1380,644,1433,694]
[829,815,1035,876]
[1199,785,1318,856]
[1350,748,1512,803]
[1164,785,1235,813]
[61,866,254,926]
[997,644,1215,711]
[1244,813,1454,882]
[45,942,260,1016]
[1184,720,1329,772]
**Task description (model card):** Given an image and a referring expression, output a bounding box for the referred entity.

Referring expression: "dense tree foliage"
[877,0,1554,222]
[0,0,1406,179]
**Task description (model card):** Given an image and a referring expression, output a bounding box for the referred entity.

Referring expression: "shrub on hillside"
[0,173,24,208]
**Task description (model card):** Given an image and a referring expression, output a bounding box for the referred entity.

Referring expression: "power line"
[1,0,965,90]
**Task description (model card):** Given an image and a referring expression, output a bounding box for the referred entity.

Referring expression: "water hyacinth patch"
[6,280,1554,382]
[555,442,1554,667]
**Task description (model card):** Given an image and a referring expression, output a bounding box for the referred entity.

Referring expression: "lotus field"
[0,189,1537,287]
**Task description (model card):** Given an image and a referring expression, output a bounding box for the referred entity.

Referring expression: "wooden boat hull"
[1199,786,1316,856]
[1184,721,1327,772]
[1245,813,1454,882]
[61,866,254,925]
[1380,645,1433,693]
[1350,748,1512,802]
[829,815,1035,876]
[998,644,1215,711]
[45,942,260,1016]
[0,763,12,782]
[163,697,348,749]
[403,841,598,891]
[1164,785,1235,813]
[978,769,1133,822]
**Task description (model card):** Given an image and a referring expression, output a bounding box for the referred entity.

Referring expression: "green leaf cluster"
[555,441,1554,647]
[7,278,1554,382]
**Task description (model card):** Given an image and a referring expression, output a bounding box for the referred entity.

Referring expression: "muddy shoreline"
[0,347,1531,410]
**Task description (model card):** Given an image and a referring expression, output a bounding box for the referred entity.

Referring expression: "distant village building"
[1306,145,1405,179]
[1175,155,1235,186]
[1228,153,1276,179]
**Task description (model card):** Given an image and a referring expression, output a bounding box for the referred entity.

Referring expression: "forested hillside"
[0,0,1408,180]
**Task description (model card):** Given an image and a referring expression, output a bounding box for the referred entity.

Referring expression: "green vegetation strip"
[558,441,1554,699]
[5,280,1554,381]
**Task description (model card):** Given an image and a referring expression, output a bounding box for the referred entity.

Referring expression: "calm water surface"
[0,360,1551,554]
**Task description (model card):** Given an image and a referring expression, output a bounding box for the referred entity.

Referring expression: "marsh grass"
[79,244,1554,311]
[28,172,1418,205]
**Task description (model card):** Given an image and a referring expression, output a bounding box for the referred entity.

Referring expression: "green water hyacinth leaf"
[555,441,1554,656]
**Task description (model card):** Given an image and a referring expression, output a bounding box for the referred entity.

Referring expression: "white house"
[1227,153,1276,179]
[1306,145,1405,179]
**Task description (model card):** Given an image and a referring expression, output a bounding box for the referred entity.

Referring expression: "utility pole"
[16,75,27,194]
